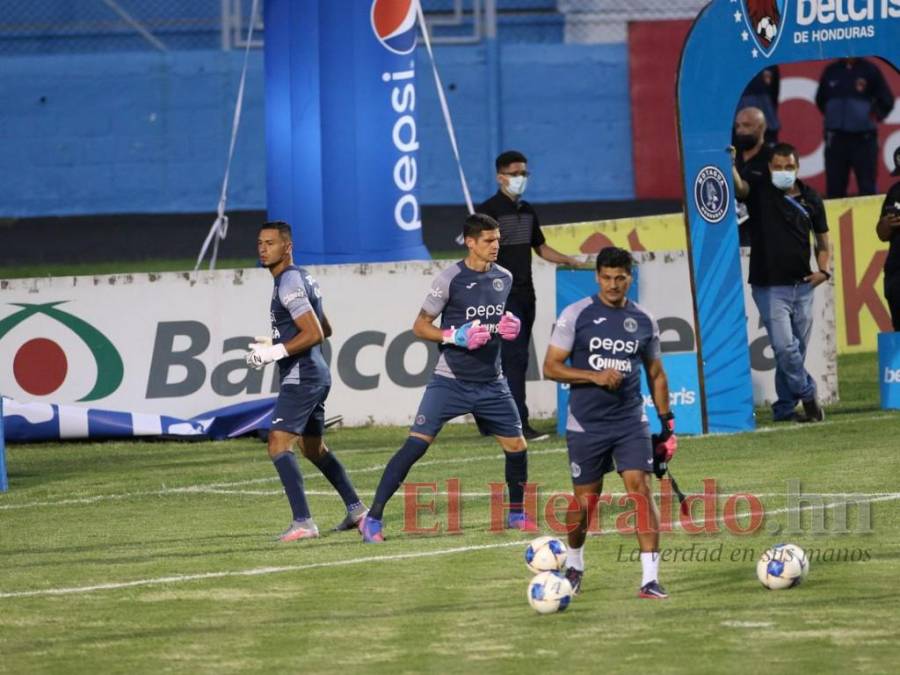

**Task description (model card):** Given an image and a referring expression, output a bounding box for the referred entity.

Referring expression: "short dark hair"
[463,213,500,240]
[770,142,799,163]
[259,220,292,241]
[595,246,633,272]
[495,150,527,172]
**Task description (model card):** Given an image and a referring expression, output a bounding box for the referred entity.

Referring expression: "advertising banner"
[263,0,430,263]
[0,262,558,441]
[541,195,892,354]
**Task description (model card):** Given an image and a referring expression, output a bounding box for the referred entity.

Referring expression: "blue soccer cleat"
[507,511,539,532]
[359,515,384,543]
[638,580,669,599]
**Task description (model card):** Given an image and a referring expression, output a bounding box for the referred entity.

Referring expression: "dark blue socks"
[273,452,310,521]
[310,451,360,510]
[368,436,430,521]
[505,450,528,513]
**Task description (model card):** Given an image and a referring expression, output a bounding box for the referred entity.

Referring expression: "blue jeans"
[751,283,817,419]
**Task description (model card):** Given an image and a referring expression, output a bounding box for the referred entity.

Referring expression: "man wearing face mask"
[733,143,831,423]
[733,106,773,247]
[477,150,580,441]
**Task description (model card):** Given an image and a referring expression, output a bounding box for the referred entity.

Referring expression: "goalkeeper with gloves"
[247,221,366,543]
[360,214,530,542]
[543,246,677,599]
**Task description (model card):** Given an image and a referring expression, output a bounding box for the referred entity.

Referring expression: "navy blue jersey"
[270,265,331,387]
[421,260,513,383]
[550,296,660,431]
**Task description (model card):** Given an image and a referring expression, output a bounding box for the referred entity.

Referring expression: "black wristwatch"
[819,270,831,280]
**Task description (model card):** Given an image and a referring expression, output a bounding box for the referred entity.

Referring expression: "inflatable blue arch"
[677,0,899,432]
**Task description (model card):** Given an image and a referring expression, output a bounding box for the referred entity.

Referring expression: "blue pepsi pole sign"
[677,0,899,433]
[264,0,430,263]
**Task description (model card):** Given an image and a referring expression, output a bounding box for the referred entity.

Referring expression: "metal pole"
[484,0,502,188]
[221,0,231,51]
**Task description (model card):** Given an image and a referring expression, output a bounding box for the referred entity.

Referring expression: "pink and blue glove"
[651,413,676,479]
[442,320,491,350]
[497,311,521,341]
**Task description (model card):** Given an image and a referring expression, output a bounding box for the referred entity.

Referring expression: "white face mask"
[771,170,797,191]
[505,175,528,196]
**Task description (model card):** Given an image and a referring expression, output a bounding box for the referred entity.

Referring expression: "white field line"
[2,492,899,600]
[4,477,898,510]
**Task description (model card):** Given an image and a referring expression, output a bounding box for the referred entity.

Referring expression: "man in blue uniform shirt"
[246,221,366,542]
[360,214,531,542]
[816,58,894,198]
[543,247,676,599]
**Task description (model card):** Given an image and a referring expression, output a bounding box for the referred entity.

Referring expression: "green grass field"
[2,353,899,673]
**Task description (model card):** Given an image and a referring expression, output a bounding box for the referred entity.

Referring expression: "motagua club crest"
[737,0,788,59]
[694,165,730,223]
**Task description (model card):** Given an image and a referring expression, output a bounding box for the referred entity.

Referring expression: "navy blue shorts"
[410,375,523,438]
[270,383,329,437]
[566,423,652,485]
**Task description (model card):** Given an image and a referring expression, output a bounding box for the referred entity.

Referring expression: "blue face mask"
[771,170,797,191]
[505,175,528,196]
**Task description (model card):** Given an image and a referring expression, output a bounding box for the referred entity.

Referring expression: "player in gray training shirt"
[543,246,678,600]
[359,214,534,543]
[246,221,366,543]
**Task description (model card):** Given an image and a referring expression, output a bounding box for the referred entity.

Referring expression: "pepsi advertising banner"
[264,0,430,263]
[677,0,900,432]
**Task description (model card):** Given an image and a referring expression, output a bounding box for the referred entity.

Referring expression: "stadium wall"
[0,43,632,219]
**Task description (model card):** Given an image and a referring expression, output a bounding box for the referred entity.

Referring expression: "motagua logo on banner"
[0,302,124,402]
[694,166,730,224]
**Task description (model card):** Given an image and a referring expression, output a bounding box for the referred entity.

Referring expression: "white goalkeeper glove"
[245,336,288,370]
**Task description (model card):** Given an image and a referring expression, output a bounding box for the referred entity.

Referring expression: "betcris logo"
[741,1,787,58]
[372,0,421,233]
[371,0,417,55]
[796,0,900,25]
[885,367,900,383]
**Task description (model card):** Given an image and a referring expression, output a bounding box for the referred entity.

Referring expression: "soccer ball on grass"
[756,543,809,590]
[527,571,573,614]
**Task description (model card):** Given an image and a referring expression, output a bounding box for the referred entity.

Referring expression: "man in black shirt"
[815,58,894,198]
[478,150,580,441]
[733,143,831,423]
[733,106,773,246]
[876,146,900,330]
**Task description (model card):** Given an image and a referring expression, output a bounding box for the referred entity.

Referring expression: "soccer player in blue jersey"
[543,247,677,599]
[359,213,531,543]
[246,221,367,542]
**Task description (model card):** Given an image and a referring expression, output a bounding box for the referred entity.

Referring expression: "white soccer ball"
[524,536,568,574]
[527,571,574,614]
[756,544,809,590]
[756,16,778,42]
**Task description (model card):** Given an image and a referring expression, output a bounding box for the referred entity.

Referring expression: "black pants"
[501,293,536,427]
[886,273,900,332]
[824,130,878,198]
